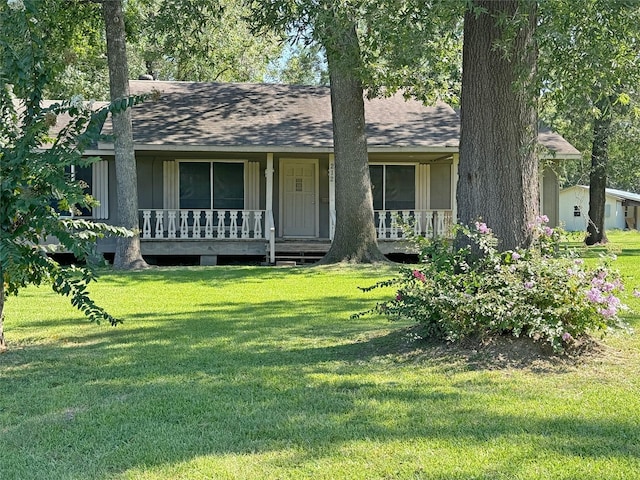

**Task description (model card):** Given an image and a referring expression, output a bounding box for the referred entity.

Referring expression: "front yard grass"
[1,237,639,479]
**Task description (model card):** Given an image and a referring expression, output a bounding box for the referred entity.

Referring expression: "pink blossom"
[586,287,603,303]
[396,293,403,301]
[562,332,573,342]
[543,226,554,236]
[524,280,535,289]
[511,252,521,261]
[606,294,621,308]
[412,270,426,282]
[574,259,584,266]
[634,289,640,298]
[475,222,490,234]
[599,306,618,318]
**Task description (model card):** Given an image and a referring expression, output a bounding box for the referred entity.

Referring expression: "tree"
[125,0,283,83]
[252,1,386,263]
[322,17,387,263]
[266,41,329,86]
[0,0,130,350]
[457,0,539,251]
[538,0,640,244]
[102,0,148,269]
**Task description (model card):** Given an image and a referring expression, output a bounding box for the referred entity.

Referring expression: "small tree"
[0,87,134,350]
[0,0,131,351]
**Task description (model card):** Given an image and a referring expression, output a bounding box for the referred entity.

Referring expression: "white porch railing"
[328,209,454,241]
[140,209,266,240]
[375,210,453,239]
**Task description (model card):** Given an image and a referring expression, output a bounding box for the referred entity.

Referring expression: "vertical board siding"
[246,161,260,210]
[92,160,109,219]
[163,160,179,209]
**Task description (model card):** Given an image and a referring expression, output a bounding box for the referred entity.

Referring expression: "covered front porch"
[136,151,458,264]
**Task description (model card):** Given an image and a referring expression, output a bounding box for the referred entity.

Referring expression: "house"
[559,185,640,232]
[78,80,580,264]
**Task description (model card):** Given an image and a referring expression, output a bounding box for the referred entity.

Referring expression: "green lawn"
[1,234,639,480]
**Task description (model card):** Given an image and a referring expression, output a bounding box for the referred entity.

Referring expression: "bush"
[359,217,632,353]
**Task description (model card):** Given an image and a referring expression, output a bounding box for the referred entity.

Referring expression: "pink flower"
[574,259,584,265]
[475,222,490,234]
[586,287,603,303]
[412,270,426,282]
[524,280,535,289]
[562,332,573,342]
[511,252,521,261]
[599,306,618,318]
[396,293,403,301]
[543,226,554,236]
[633,289,640,298]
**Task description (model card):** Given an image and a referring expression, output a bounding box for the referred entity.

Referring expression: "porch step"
[270,240,330,265]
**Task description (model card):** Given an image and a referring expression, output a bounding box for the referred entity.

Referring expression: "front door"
[281,159,317,237]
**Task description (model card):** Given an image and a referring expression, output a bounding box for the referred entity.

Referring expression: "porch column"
[265,153,276,260]
[452,153,459,223]
[329,154,336,240]
[266,153,274,212]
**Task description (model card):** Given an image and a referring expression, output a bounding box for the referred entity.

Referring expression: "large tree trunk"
[318,23,386,264]
[457,0,539,251]
[586,99,612,245]
[103,0,148,269]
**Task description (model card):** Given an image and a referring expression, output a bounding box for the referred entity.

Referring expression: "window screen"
[180,162,211,209]
[180,162,244,210]
[213,163,244,209]
[370,165,384,210]
[369,164,415,210]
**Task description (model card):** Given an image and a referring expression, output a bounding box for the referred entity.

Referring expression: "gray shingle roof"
[99,80,580,156]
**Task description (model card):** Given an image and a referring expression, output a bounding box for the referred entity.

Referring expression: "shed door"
[281,160,317,237]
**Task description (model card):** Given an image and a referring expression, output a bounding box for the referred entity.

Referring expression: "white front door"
[280,159,318,237]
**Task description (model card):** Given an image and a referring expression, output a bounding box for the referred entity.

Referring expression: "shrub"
[358,217,632,353]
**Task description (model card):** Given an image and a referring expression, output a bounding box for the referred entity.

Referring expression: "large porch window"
[370,164,415,210]
[179,161,244,209]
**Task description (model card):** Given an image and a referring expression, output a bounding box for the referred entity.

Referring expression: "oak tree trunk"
[457,0,539,251]
[586,100,612,245]
[103,0,148,269]
[318,23,386,264]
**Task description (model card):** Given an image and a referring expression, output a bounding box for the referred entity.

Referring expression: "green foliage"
[538,0,640,193]
[358,218,633,353]
[1,1,133,331]
[0,92,133,326]
[266,41,329,85]
[252,0,463,103]
[126,0,283,83]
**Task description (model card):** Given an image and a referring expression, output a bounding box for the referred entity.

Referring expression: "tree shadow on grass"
[2,295,639,479]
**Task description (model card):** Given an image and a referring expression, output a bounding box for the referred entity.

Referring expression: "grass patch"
[1,255,639,479]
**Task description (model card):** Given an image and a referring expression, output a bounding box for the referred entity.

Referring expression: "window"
[369,165,415,210]
[73,165,93,216]
[574,205,581,217]
[54,165,94,217]
[179,162,244,210]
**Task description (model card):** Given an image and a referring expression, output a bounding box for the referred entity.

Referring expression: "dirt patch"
[363,324,618,372]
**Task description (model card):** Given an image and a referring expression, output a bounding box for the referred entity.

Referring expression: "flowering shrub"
[358,217,632,353]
